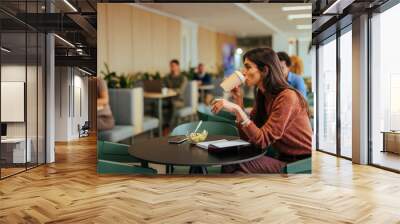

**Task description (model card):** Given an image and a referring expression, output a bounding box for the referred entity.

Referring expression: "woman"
[97,76,115,131]
[211,48,312,173]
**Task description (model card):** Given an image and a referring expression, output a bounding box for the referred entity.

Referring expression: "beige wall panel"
[97,4,108,75]
[106,4,133,75]
[98,5,234,76]
[151,13,168,74]
[132,7,152,73]
[198,27,217,73]
[166,18,181,73]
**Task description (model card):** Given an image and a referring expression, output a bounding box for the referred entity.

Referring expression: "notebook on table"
[196,139,250,153]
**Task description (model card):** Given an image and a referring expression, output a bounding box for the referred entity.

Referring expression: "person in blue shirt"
[277,52,307,97]
[194,63,212,85]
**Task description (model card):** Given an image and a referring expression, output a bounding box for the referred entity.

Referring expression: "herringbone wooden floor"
[1,135,400,224]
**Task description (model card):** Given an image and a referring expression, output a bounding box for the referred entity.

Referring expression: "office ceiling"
[136,3,312,39]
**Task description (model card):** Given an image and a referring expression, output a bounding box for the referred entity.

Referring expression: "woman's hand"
[211,99,239,114]
[231,86,244,109]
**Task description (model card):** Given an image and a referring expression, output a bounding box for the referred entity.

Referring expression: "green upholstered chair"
[266,146,311,174]
[197,105,236,126]
[97,141,157,174]
[282,157,312,174]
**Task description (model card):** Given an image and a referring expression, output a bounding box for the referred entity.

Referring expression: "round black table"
[128,135,266,174]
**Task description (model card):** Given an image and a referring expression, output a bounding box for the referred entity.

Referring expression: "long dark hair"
[242,48,308,127]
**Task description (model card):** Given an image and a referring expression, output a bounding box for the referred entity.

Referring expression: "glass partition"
[370,3,400,171]
[0,1,46,179]
[339,29,352,158]
[317,37,337,154]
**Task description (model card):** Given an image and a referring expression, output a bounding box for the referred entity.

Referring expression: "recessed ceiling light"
[288,14,311,20]
[1,47,11,53]
[63,0,78,12]
[282,6,312,11]
[296,24,312,30]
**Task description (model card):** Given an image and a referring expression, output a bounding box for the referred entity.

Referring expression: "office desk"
[1,138,31,165]
[144,89,177,135]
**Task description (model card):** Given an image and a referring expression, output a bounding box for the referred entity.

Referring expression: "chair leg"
[130,137,134,145]
[201,166,208,175]
[189,166,193,174]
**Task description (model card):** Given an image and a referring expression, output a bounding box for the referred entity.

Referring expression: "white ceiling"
[136,3,311,39]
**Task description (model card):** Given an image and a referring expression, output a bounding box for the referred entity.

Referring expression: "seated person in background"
[194,63,212,85]
[97,76,115,131]
[277,52,307,97]
[194,63,214,105]
[211,48,312,173]
[289,55,304,76]
[163,59,188,129]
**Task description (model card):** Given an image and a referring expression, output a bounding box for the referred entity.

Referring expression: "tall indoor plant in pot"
[102,64,144,135]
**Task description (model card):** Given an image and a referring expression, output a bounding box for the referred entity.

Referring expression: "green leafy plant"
[182,67,197,80]
[140,71,161,80]
[101,63,143,88]
[100,63,118,88]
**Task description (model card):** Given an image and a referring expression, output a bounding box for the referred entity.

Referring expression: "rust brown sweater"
[238,89,312,156]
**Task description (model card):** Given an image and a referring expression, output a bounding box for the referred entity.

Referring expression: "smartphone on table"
[168,135,188,144]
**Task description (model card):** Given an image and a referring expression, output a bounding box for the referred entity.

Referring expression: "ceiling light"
[236,48,243,55]
[282,6,312,11]
[63,0,78,12]
[78,67,92,76]
[1,47,11,53]
[288,14,311,20]
[296,24,312,30]
[322,0,353,15]
[54,34,75,48]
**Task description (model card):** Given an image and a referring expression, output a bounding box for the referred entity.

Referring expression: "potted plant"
[100,63,118,88]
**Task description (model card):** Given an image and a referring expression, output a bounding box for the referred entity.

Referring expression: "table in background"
[128,135,265,174]
[198,84,215,102]
[144,89,177,135]
[1,138,32,166]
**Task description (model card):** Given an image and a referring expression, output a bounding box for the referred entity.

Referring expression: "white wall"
[272,34,289,53]
[299,40,312,77]
[181,21,198,70]
[273,34,312,77]
[55,67,89,141]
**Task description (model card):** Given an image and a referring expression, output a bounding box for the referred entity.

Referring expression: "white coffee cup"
[220,71,245,92]
[162,87,168,96]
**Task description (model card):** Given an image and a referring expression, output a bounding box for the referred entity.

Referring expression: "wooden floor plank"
[0,135,400,223]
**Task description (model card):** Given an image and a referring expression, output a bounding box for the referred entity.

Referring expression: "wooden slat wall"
[88,77,97,132]
[198,28,237,74]
[97,4,181,76]
[198,27,218,73]
[98,4,237,76]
